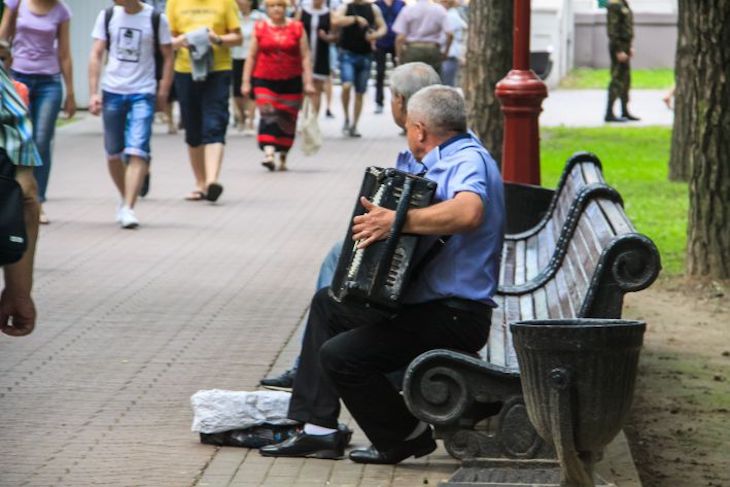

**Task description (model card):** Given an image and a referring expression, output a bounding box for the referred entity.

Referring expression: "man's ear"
[417,122,427,142]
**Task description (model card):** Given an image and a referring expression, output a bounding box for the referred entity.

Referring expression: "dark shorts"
[232,59,245,99]
[174,71,231,147]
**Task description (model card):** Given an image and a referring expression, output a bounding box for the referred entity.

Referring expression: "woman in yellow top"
[166,0,242,202]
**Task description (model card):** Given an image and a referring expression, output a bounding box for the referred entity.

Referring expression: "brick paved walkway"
[0,103,463,486]
[1,90,644,487]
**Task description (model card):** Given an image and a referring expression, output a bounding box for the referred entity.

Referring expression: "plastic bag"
[190,389,297,434]
[300,98,322,156]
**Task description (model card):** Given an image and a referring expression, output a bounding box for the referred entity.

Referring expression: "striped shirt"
[0,65,42,167]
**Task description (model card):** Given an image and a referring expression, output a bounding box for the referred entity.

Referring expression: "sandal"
[185,190,205,201]
[261,152,276,171]
[205,183,224,202]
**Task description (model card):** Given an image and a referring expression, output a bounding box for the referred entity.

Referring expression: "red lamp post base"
[496,69,548,186]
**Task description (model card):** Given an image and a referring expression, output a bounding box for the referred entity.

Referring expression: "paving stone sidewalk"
[1,88,644,487]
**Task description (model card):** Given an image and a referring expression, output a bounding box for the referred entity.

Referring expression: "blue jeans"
[102,92,156,162]
[339,50,372,94]
[12,72,63,203]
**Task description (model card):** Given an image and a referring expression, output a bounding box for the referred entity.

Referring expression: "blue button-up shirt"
[396,133,505,307]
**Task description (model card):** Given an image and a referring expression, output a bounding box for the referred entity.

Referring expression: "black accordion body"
[329,167,437,310]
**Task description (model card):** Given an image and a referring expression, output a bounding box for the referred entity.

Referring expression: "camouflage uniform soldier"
[605,0,639,122]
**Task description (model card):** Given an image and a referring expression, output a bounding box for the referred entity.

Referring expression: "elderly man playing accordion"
[260,82,506,464]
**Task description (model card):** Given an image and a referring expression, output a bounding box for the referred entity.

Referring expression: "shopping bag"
[300,98,322,156]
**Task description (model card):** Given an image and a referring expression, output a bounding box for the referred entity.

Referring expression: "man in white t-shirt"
[439,0,466,87]
[88,0,173,229]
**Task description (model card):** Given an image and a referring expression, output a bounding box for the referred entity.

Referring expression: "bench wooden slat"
[554,260,576,318]
[514,240,527,286]
[545,277,562,319]
[586,201,617,248]
[487,294,507,366]
[581,162,604,184]
[599,199,634,235]
[536,219,555,270]
[501,240,516,287]
[525,235,539,281]
[532,287,549,320]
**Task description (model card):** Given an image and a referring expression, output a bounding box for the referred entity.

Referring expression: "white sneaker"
[118,206,139,229]
[115,201,123,223]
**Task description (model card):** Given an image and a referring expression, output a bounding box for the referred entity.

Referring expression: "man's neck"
[122,1,144,15]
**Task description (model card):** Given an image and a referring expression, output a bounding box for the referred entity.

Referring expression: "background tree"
[667,0,694,182]
[685,1,730,278]
[464,0,513,166]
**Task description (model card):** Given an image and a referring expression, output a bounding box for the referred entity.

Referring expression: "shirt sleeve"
[4,0,19,11]
[158,13,173,44]
[165,0,177,34]
[391,6,407,35]
[447,152,488,203]
[226,0,241,31]
[58,1,72,23]
[90,10,107,41]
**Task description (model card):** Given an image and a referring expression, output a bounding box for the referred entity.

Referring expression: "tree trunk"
[464,0,513,167]
[667,0,694,181]
[686,1,730,278]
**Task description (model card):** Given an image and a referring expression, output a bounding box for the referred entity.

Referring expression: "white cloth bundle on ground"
[190,389,298,434]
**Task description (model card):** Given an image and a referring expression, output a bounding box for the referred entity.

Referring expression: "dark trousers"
[288,288,491,451]
[374,46,396,107]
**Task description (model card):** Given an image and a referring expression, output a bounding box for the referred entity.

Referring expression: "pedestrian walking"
[242,0,314,172]
[0,0,76,225]
[232,0,264,135]
[296,0,336,116]
[331,0,386,137]
[166,0,242,202]
[439,0,465,87]
[392,0,451,76]
[88,0,174,229]
[605,0,639,122]
[0,63,43,337]
[373,0,404,114]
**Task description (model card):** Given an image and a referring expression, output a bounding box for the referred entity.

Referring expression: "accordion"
[329,167,437,309]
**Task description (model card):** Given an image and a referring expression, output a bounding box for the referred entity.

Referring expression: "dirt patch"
[623,277,730,487]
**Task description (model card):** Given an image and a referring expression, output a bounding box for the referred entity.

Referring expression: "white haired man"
[260,85,506,464]
[260,62,441,391]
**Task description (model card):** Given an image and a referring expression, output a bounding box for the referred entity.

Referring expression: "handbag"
[300,98,322,156]
[0,148,27,266]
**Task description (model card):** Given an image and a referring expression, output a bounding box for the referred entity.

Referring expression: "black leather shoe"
[604,113,627,123]
[622,112,641,121]
[348,428,437,464]
[259,429,348,459]
[260,367,297,391]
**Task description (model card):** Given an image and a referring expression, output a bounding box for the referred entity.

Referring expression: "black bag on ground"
[0,148,27,266]
[199,424,299,448]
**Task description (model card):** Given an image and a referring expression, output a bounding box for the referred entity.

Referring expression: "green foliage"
[541,126,687,275]
[559,68,675,90]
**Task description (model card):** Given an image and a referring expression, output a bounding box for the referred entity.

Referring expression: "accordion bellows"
[329,167,437,309]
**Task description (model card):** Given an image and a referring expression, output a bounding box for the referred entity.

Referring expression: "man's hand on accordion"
[352,197,395,249]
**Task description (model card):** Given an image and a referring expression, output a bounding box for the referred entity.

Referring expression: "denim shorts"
[174,71,231,147]
[339,50,372,94]
[102,91,156,162]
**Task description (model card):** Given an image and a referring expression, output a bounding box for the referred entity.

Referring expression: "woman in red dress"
[242,0,314,171]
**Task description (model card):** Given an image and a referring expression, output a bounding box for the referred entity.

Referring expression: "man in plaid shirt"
[0,63,43,337]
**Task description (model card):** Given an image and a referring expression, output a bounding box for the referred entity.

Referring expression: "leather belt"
[439,298,493,315]
[407,41,440,48]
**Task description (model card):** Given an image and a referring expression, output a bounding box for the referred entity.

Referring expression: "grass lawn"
[559,68,675,90]
[540,126,687,275]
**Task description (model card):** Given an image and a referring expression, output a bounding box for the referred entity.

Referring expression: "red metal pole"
[495,0,547,186]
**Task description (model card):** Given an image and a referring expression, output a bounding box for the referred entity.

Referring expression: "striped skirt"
[253,76,304,152]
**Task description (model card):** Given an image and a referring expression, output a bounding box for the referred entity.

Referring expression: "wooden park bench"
[402,153,661,461]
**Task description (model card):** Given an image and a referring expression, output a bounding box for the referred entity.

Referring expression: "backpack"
[104,6,163,81]
[0,149,27,267]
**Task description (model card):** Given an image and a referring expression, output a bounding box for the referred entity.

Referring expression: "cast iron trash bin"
[511,319,646,487]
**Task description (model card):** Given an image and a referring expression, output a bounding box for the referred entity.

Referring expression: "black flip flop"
[205,183,224,202]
